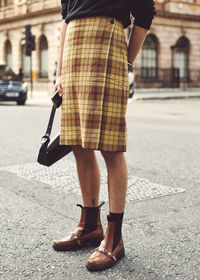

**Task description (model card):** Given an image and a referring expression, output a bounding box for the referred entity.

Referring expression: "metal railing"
[133,67,200,89]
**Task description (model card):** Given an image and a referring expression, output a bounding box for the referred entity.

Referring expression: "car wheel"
[17,100,26,105]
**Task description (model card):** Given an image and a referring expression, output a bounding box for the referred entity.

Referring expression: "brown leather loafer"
[86,217,125,271]
[53,203,104,251]
[53,231,104,251]
[86,238,125,271]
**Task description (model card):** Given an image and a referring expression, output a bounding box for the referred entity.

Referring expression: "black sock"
[107,212,124,251]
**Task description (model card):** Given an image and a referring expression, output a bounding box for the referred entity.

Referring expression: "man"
[53,0,156,271]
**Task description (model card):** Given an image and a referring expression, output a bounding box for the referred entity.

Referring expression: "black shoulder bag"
[37,91,72,166]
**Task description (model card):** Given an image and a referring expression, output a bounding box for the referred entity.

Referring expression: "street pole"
[30,52,33,98]
[25,24,35,98]
[171,45,175,88]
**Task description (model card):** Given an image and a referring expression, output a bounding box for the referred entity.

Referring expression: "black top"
[60,0,156,30]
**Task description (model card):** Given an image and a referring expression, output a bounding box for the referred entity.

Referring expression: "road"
[0,98,199,280]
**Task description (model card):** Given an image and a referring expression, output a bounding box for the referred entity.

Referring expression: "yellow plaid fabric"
[60,16,129,152]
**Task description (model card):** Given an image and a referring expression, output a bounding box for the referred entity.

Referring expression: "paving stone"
[0,159,185,202]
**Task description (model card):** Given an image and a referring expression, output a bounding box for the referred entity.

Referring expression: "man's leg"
[86,151,128,271]
[72,145,101,207]
[101,151,128,213]
[72,147,127,211]
[53,145,103,251]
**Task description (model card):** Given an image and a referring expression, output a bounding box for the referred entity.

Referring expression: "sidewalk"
[133,88,200,100]
[26,90,52,106]
[26,88,200,106]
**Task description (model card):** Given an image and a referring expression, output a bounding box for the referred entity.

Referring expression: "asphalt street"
[0,98,199,280]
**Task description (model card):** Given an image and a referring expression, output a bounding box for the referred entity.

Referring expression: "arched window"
[4,0,13,6]
[173,37,189,79]
[5,40,12,69]
[0,0,11,7]
[39,35,48,78]
[141,35,158,78]
[21,44,31,77]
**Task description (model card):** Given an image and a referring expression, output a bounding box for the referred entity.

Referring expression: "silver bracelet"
[128,62,133,71]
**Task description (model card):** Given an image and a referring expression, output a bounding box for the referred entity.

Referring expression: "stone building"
[131,0,200,88]
[0,0,200,92]
[0,0,61,92]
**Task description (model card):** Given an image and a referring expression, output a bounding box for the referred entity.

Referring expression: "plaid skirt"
[60,16,129,152]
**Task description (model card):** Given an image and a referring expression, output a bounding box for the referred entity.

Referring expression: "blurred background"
[0,0,200,102]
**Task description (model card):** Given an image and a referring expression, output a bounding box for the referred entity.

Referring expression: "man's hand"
[54,75,63,97]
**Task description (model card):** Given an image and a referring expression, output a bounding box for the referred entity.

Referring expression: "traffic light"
[25,25,35,56]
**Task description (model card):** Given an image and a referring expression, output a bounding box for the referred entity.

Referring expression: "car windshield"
[0,64,19,81]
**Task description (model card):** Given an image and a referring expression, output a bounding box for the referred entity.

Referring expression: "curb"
[133,92,200,101]
[134,95,200,101]
[25,92,200,105]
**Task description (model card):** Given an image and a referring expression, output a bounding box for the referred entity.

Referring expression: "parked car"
[0,62,28,105]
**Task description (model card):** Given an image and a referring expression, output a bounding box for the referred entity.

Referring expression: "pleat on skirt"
[60,16,129,152]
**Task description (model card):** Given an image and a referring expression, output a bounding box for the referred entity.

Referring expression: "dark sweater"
[60,0,156,30]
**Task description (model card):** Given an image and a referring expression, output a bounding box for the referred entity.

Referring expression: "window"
[0,0,11,7]
[21,44,31,77]
[173,37,189,79]
[39,35,48,78]
[5,40,12,69]
[141,35,158,79]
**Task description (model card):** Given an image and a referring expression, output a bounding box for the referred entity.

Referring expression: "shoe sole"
[86,247,125,271]
[52,236,104,252]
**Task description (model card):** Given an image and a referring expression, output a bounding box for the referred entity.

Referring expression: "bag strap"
[45,105,56,137]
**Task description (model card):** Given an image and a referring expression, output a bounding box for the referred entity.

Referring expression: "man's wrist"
[56,72,62,77]
[128,62,133,72]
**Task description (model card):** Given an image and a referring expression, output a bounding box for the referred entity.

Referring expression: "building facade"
[129,0,200,88]
[0,0,61,92]
[0,0,200,92]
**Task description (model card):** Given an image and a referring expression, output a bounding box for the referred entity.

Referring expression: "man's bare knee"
[100,150,123,163]
[72,145,95,161]
[71,145,83,153]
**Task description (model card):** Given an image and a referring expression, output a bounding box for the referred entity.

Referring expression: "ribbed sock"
[107,212,124,251]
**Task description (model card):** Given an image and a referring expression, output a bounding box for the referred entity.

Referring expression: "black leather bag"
[37,92,72,166]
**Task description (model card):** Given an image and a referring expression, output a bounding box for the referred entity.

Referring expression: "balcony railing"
[0,4,14,20]
[27,0,60,13]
